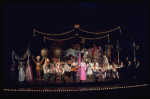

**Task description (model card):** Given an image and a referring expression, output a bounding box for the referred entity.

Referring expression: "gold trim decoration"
[44,36,76,41]
[78,34,109,40]
[44,34,109,42]
[34,29,75,36]
[79,26,121,34]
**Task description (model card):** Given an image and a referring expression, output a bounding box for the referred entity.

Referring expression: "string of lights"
[33,29,75,36]
[44,34,109,42]
[44,36,76,42]
[3,83,148,92]
[33,25,121,37]
[78,34,109,40]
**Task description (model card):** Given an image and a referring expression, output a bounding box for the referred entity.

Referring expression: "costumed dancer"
[64,61,71,78]
[112,63,119,79]
[101,65,106,79]
[86,60,93,77]
[80,59,87,82]
[92,44,98,59]
[50,65,56,81]
[105,63,111,78]
[43,58,50,82]
[25,60,33,82]
[43,64,50,83]
[18,62,25,82]
[31,55,44,79]
[92,62,99,81]
[67,60,72,78]
[53,58,60,78]
[59,64,65,81]
[94,59,99,67]
[71,58,78,81]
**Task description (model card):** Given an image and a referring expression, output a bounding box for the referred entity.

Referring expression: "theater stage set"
[4,3,148,97]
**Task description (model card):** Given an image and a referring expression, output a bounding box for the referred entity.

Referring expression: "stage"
[4,72,148,97]
[4,72,148,89]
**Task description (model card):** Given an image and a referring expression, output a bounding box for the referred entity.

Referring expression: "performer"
[103,55,110,67]
[101,65,106,79]
[92,63,99,81]
[31,55,44,79]
[25,60,33,82]
[43,58,51,82]
[71,59,78,81]
[64,61,71,78]
[112,63,119,79]
[94,59,99,67]
[80,59,87,81]
[127,60,133,78]
[59,64,65,81]
[67,60,72,78]
[118,61,125,76]
[92,44,98,58]
[86,60,93,77]
[56,61,60,77]
[43,65,50,83]
[105,63,110,78]
[50,65,56,81]
[18,62,25,82]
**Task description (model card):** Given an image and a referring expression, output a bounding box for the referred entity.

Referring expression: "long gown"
[80,62,87,80]
[25,65,33,82]
[18,65,25,82]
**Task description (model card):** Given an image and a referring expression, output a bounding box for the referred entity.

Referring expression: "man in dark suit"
[127,60,134,78]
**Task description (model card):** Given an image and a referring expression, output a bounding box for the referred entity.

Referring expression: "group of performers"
[15,55,141,83]
[13,44,141,83]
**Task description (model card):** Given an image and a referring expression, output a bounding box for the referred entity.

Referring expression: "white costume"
[103,55,110,66]
[86,63,93,75]
[112,64,119,78]
[101,67,106,79]
[64,63,71,72]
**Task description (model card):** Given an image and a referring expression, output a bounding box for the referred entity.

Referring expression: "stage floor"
[5,73,148,91]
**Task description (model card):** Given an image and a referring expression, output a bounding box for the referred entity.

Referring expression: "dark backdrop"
[4,3,148,87]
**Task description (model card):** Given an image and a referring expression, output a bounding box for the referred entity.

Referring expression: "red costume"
[92,46,98,57]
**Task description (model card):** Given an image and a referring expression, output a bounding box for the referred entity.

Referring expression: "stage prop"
[128,38,140,65]
[41,48,49,64]
[105,44,113,62]
[97,46,104,67]
[116,40,122,64]
[81,38,85,49]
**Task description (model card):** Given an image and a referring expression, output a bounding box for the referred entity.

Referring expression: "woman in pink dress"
[80,59,87,81]
[25,60,33,82]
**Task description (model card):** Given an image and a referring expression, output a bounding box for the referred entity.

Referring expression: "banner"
[12,46,31,66]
